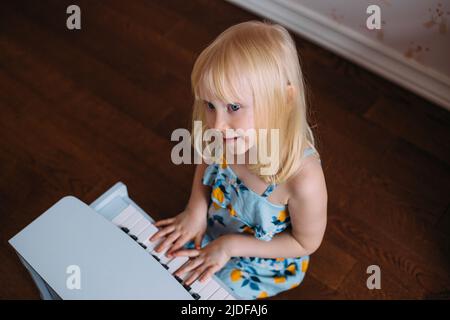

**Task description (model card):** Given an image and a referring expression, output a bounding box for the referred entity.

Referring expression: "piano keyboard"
[110,204,237,300]
[8,181,241,299]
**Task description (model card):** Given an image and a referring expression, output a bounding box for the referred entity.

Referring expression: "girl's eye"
[227,103,241,112]
[206,102,215,110]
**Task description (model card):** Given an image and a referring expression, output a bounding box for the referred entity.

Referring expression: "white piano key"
[138,224,158,245]
[177,269,193,282]
[151,241,172,264]
[189,277,208,293]
[147,241,171,265]
[208,287,229,300]
[112,205,136,226]
[146,237,163,253]
[167,256,189,274]
[198,279,221,300]
[155,250,172,265]
[129,218,150,237]
[121,211,143,230]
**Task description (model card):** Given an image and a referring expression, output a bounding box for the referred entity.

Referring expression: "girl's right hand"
[150,207,207,257]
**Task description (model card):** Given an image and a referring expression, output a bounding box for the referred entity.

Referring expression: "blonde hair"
[191,20,317,184]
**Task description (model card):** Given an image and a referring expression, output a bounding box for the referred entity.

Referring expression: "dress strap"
[260,147,317,198]
[303,146,316,158]
[304,146,322,165]
[261,183,277,198]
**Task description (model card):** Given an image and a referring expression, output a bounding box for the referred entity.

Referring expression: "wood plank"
[0,37,191,216]
[5,0,192,140]
[328,205,450,298]
[307,238,357,291]
[337,261,418,299]
[269,275,346,300]
[364,95,450,166]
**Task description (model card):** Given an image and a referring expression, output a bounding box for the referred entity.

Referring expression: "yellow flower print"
[213,202,221,210]
[275,258,285,262]
[278,210,287,222]
[230,269,242,282]
[301,259,309,273]
[258,291,268,298]
[286,263,297,275]
[221,155,227,168]
[274,276,286,283]
[227,204,237,217]
[212,186,225,203]
[272,210,289,226]
[242,225,254,235]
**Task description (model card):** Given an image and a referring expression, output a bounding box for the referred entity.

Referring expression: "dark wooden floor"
[0,0,449,299]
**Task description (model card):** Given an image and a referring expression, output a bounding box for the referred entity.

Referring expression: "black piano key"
[191,293,200,300]
[183,284,191,292]
[120,227,129,233]
[161,264,169,270]
[138,242,147,249]
[129,234,138,241]
[152,254,160,261]
[174,275,183,283]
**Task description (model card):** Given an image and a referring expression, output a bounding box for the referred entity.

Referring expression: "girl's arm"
[185,162,211,214]
[222,230,312,259]
[224,159,328,258]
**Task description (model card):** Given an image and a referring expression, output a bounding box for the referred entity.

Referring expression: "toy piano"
[9,182,241,300]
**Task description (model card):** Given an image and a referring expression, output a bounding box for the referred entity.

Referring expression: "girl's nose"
[213,111,230,132]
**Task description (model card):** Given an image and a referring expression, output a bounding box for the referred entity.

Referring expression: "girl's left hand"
[172,237,232,286]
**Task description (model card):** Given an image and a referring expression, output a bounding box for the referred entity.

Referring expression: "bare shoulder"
[285,153,328,254]
[287,154,327,201]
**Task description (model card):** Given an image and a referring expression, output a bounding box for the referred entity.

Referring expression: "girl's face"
[201,87,255,156]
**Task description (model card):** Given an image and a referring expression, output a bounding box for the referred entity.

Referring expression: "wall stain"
[404,41,431,63]
[423,3,449,35]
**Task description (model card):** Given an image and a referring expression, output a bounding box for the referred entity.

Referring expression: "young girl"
[150,20,327,299]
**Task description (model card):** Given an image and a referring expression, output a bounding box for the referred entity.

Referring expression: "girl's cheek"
[205,113,215,128]
[240,109,254,131]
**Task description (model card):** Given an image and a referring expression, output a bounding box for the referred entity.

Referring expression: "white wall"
[227,0,450,110]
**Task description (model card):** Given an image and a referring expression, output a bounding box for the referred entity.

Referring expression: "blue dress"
[186,147,320,299]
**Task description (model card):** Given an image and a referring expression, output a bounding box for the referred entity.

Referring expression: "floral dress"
[185,147,320,299]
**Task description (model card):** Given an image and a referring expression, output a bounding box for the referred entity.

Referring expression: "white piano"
[9,182,241,300]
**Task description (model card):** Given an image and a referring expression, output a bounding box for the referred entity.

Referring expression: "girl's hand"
[173,237,232,286]
[150,207,207,255]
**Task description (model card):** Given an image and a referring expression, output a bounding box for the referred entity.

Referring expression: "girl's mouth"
[223,136,239,143]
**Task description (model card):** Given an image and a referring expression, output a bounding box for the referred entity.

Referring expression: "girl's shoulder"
[286,151,326,201]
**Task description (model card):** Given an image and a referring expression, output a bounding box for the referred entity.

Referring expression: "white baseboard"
[227,0,450,111]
